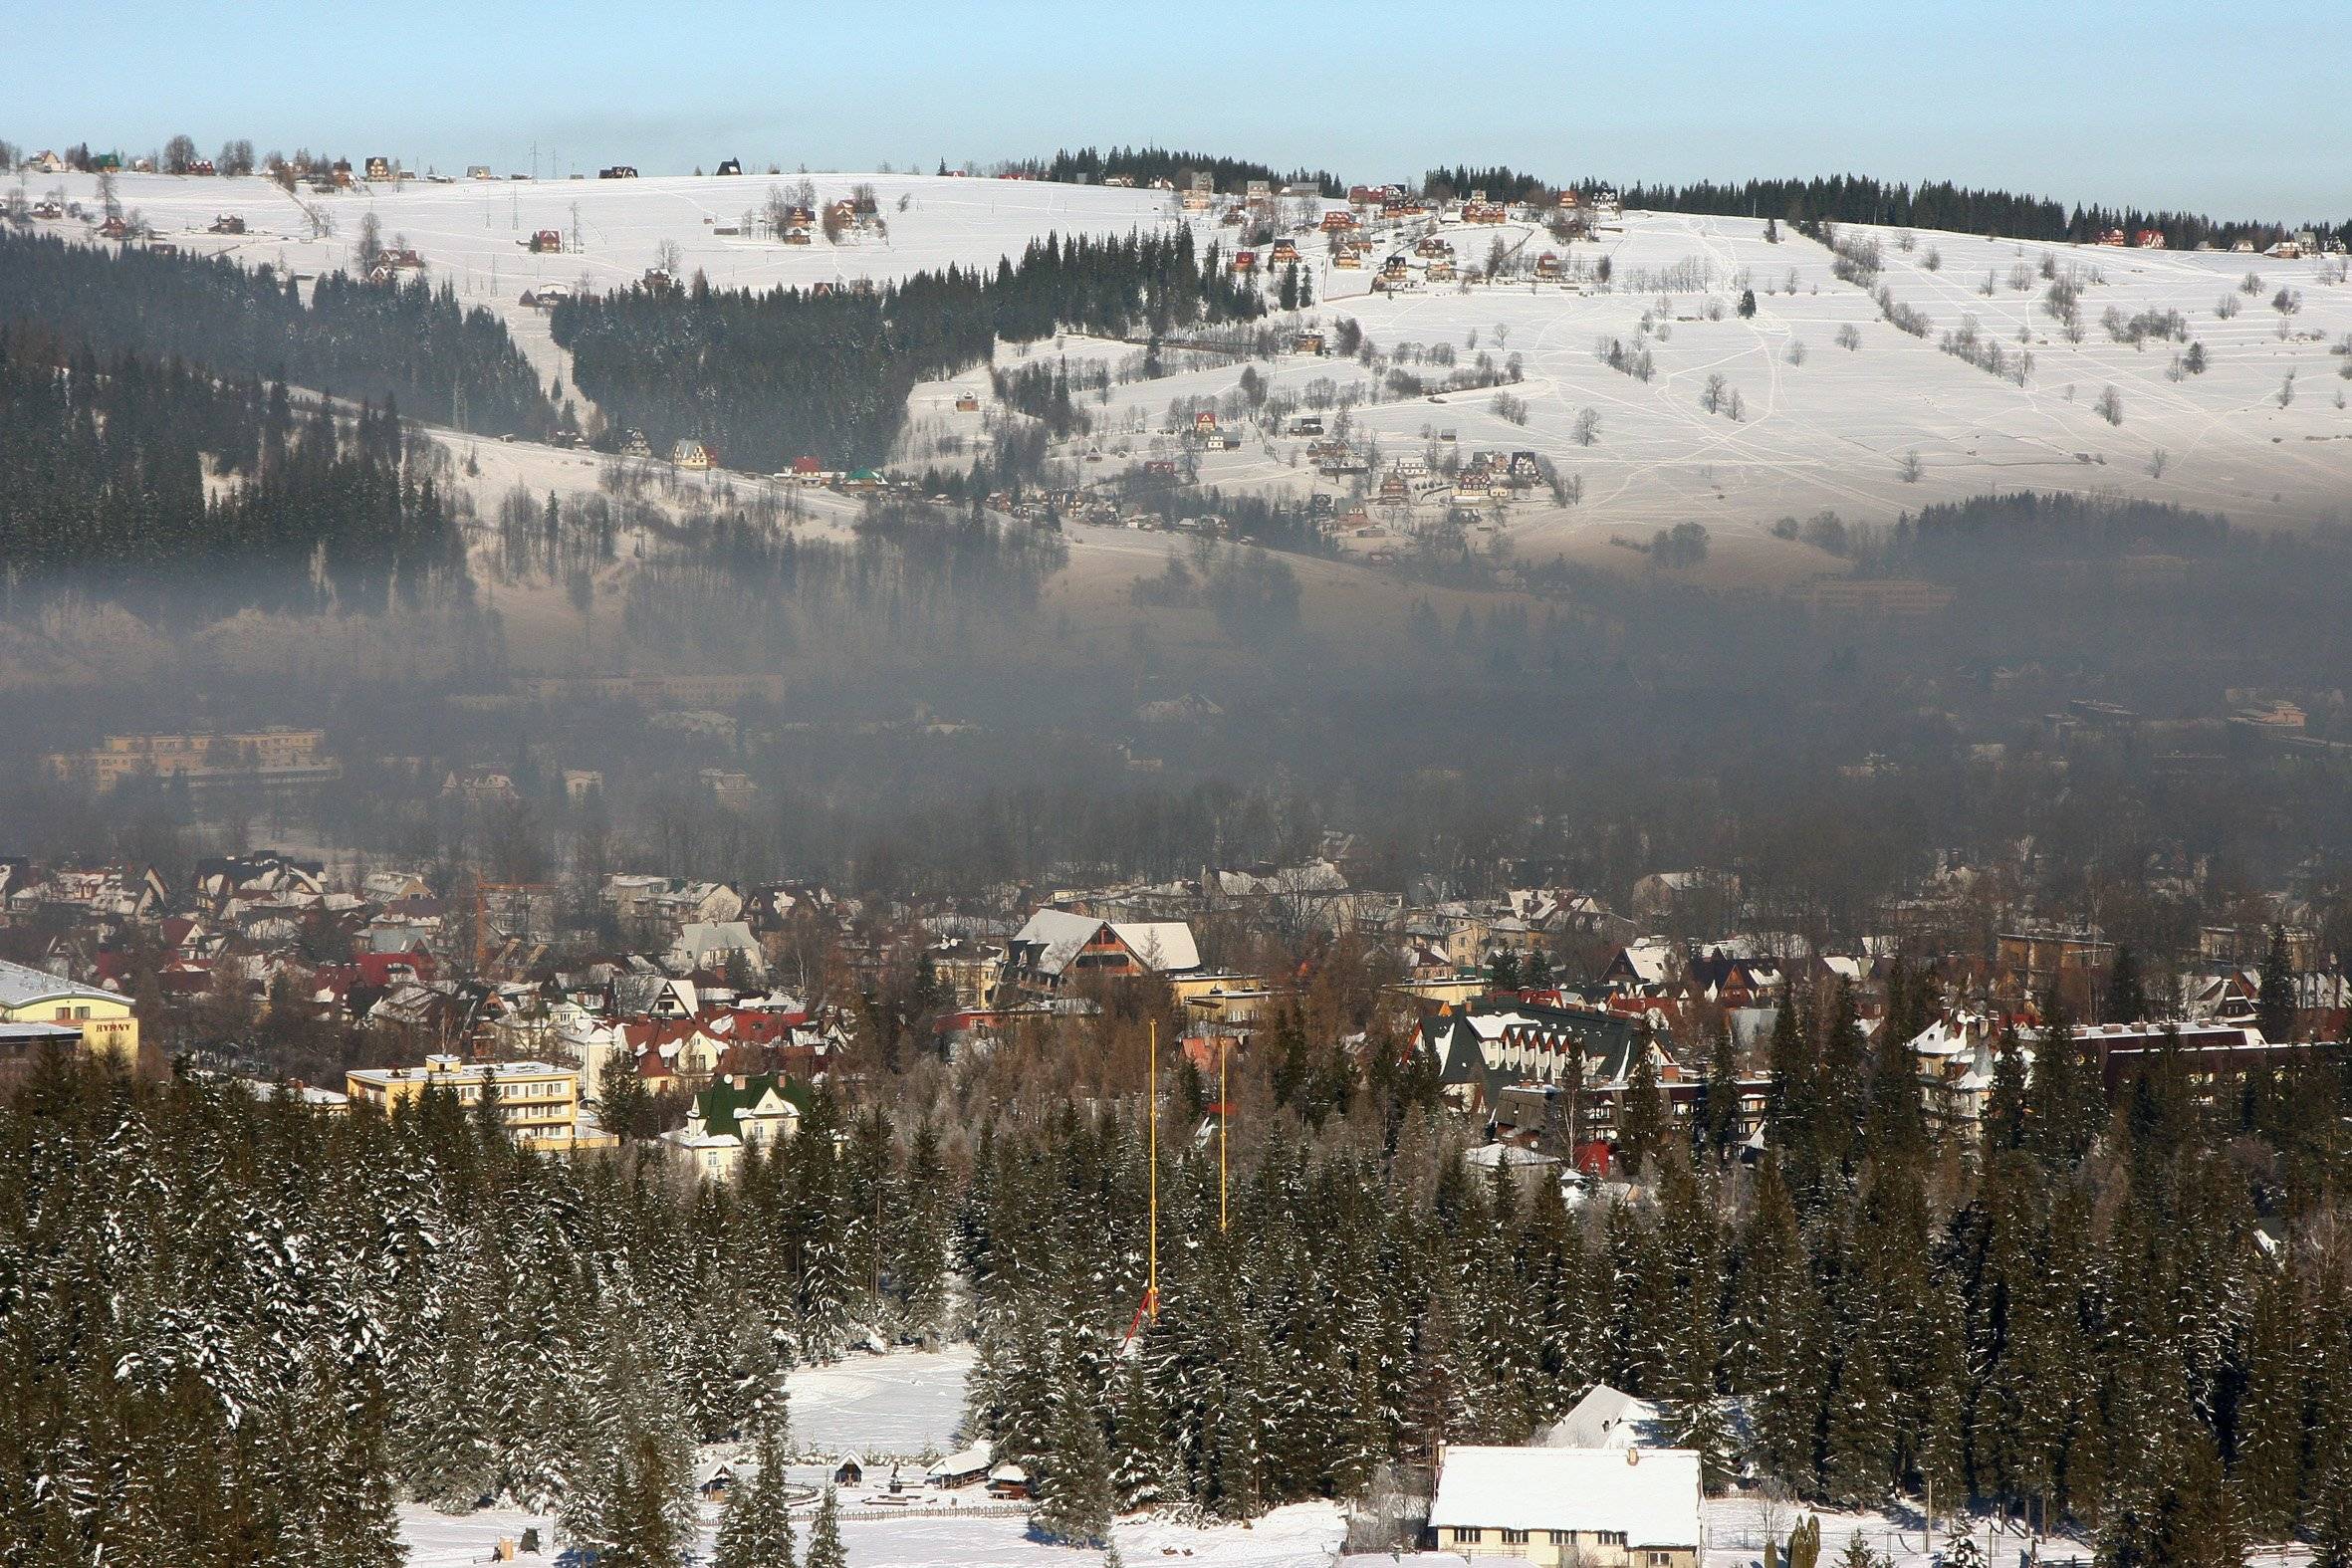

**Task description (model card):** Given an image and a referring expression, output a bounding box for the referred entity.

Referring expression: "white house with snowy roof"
[997,908,1200,999]
[1429,1445,1704,1568]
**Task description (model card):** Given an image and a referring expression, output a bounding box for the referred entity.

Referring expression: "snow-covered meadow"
[22,167,2352,590]
[23,169,1174,301]
[394,1342,1345,1568]
[1039,209,2352,575]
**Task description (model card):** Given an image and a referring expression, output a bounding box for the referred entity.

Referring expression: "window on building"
[1455,1529,1485,1544]
[1503,1529,1529,1545]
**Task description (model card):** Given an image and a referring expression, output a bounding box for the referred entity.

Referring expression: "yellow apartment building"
[0,959,138,1062]
[345,1053,614,1153]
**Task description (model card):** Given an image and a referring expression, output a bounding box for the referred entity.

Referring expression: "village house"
[671,438,717,470]
[661,1071,806,1180]
[1996,923,2113,1001]
[997,908,1201,999]
[666,920,767,980]
[1429,1445,1706,1568]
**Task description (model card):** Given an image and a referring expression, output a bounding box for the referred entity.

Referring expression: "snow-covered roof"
[1906,1011,1994,1059]
[0,957,115,1008]
[1540,1384,1669,1451]
[1010,909,1199,976]
[1465,1143,1560,1171]
[1430,1446,1702,1544]
[925,1441,992,1478]
[1617,940,1674,986]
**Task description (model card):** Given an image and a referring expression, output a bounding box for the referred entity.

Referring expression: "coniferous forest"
[7,968,2351,1567]
[1398,165,2345,253]
[0,229,556,439]
[1026,146,1345,198]
[0,327,461,615]
[551,227,1260,470]
[1605,175,2348,255]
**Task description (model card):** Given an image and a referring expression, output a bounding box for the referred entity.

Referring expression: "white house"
[1429,1445,1705,1568]
[660,1072,804,1181]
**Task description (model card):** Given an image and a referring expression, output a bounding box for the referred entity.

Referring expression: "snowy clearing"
[398,1497,1346,1568]
[787,1344,979,1456]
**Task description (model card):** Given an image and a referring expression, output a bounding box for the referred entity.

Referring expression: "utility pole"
[1218,1033,1229,1232]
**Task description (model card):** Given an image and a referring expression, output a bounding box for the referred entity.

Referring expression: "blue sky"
[12,0,2348,219]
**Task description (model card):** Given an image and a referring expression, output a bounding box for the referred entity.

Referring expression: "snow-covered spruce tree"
[2313,1451,2352,1568]
[1823,1321,1898,1508]
[598,1429,694,1568]
[713,1416,798,1568]
[803,1484,847,1568]
[894,1118,952,1339]
[786,1091,854,1359]
[316,1417,405,1568]
[1107,1351,1169,1513]
[404,1313,497,1510]
[1036,1369,1117,1546]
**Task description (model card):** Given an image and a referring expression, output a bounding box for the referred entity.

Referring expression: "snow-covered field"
[1057,210,2352,571]
[394,1343,1346,1567]
[21,169,2352,588]
[401,1496,1346,1568]
[787,1344,977,1456]
[26,169,1173,301]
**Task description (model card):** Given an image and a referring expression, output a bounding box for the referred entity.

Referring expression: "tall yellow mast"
[1219,1034,1230,1233]
[1146,1019,1159,1319]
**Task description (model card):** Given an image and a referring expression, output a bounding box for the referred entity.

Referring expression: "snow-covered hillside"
[26,168,1173,298]
[21,169,2352,571]
[1044,209,2352,561]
